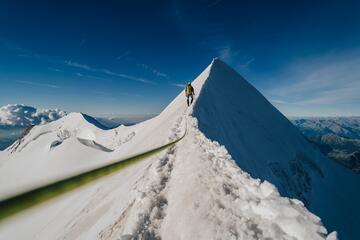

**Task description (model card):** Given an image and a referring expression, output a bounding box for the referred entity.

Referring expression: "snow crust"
[0,59,339,239]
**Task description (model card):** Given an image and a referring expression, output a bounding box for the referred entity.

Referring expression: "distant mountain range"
[95,114,156,128]
[0,104,155,150]
[291,117,360,174]
[2,105,360,176]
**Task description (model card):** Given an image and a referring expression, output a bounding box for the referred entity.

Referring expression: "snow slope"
[0,59,339,239]
[193,59,360,239]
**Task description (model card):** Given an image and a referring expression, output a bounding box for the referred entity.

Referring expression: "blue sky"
[0,0,359,116]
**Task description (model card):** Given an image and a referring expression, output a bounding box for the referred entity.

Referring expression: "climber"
[185,82,195,106]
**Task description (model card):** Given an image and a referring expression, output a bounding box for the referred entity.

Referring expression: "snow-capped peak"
[56,112,109,130]
[194,58,360,239]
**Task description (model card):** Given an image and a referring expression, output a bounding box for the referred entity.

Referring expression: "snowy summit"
[1,59,358,239]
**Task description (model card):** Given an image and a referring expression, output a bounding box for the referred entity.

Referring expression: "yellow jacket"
[185,85,194,95]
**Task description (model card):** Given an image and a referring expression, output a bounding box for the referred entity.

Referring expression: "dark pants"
[186,94,193,106]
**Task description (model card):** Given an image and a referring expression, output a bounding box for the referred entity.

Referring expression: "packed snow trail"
[158,113,334,240]
[0,58,338,239]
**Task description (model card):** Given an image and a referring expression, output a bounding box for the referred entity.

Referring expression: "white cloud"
[264,49,360,116]
[48,68,62,72]
[269,99,290,105]
[137,63,168,78]
[238,58,255,70]
[117,51,131,60]
[213,43,244,65]
[65,60,155,84]
[218,45,232,62]
[76,73,113,82]
[4,42,154,85]
[172,83,186,88]
[65,60,92,71]
[102,69,155,84]
[268,50,360,105]
[203,0,223,10]
[16,80,61,89]
[0,104,66,127]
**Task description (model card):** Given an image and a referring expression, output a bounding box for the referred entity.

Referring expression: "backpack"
[185,85,193,94]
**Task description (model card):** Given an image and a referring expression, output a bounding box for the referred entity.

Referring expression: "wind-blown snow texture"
[0,104,66,127]
[0,59,346,239]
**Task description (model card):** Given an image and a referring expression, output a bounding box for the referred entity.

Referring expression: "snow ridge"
[193,58,360,239]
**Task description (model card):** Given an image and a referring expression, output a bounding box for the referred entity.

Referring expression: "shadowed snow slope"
[0,59,343,240]
[193,58,360,239]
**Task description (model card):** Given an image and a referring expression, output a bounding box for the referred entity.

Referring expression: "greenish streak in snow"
[0,131,186,222]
